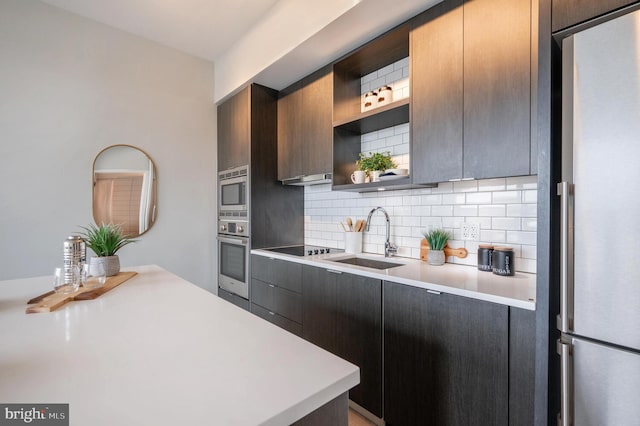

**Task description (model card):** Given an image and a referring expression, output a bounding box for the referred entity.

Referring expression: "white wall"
[0,0,218,291]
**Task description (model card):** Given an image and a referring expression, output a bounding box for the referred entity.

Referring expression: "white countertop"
[0,265,359,426]
[252,250,536,311]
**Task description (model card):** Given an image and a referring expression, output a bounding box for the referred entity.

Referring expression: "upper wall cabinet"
[552,0,637,32]
[218,87,250,171]
[410,0,532,183]
[410,0,464,184]
[463,0,531,179]
[277,66,333,182]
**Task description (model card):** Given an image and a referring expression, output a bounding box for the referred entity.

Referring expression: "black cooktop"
[263,245,341,257]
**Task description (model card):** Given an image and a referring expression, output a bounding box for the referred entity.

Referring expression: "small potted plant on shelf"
[357,151,397,182]
[422,228,450,266]
[80,223,136,277]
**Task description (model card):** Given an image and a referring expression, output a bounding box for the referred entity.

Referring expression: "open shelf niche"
[332,23,431,192]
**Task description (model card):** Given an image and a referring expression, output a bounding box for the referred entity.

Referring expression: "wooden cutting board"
[420,239,468,261]
[26,271,137,314]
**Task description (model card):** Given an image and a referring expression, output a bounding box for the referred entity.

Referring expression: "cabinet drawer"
[251,278,302,323]
[251,255,302,293]
[251,303,303,337]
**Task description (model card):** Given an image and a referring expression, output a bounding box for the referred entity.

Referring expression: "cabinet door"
[302,66,333,176]
[335,274,383,418]
[509,307,535,426]
[302,266,337,353]
[277,82,303,180]
[552,0,637,32]
[218,86,250,170]
[384,282,509,426]
[410,0,463,184]
[463,0,531,179]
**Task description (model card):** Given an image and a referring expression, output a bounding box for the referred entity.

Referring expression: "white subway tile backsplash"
[432,205,454,216]
[522,218,537,231]
[466,192,492,204]
[493,191,522,204]
[478,204,507,217]
[492,217,522,231]
[479,178,506,192]
[506,175,538,190]
[507,231,537,245]
[480,229,507,243]
[523,190,537,203]
[453,180,478,192]
[454,205,478,217]
[442,193,466,204]
[507,203,537,217]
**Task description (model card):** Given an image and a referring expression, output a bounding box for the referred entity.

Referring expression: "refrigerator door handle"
[558,339,573,426]
[558,182,571,333]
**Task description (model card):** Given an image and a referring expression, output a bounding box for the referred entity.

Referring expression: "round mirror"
[92,145,157,237]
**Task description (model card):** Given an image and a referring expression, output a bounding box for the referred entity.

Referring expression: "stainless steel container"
[63,235,86,284]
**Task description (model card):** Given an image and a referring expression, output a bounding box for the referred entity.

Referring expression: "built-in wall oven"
[218,165,250,303]
[217,234,249,299]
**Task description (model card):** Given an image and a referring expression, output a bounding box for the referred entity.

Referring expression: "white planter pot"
[90,255,120,277]
[427,250,445,266]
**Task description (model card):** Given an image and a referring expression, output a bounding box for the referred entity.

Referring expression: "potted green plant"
[357,151,397,181]
[80,223,136,277]
[422,228,450,266]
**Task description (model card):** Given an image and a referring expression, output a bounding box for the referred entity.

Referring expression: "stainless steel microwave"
[218,165,248,212]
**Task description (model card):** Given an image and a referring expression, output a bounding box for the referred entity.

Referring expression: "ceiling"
[38,0,442,100]
[38,0,282,61]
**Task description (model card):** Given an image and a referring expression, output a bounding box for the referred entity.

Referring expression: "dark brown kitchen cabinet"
[384,281,509,426]
[410,0,463,183]
[463,0,531,179]
[250,255,303,336]
[509,307,536,426]
[277,66,333,181]
[552,0,638,32]
[277,81,303,180]
[302,266,383,418]
[218,86,250,170]
[410,0,532,183]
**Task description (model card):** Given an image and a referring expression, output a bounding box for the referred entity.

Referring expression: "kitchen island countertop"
[252,249,536,310]
[0,265,359,425]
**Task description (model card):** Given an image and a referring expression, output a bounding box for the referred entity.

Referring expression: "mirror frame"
[92,144,158,237]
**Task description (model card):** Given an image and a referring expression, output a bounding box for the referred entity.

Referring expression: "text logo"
[0,404,68,426]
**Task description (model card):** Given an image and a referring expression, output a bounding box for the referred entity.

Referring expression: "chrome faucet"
[365,207,398,257]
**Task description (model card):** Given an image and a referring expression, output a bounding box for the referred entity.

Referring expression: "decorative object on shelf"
[351,170,367,184]
[377,85,393,106]
[363,90,378,111]
[422,228,451,266]
[80,223,136,277]
[477,244,495,272]
[492,246,515,276]
[357,151,397,182]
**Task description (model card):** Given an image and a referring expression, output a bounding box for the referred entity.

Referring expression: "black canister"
[492,246,515,276]
[477,244,494,272]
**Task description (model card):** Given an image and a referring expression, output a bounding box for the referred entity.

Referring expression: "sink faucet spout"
[365,207,398,257]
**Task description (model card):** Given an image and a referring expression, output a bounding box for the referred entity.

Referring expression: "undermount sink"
[330,256,403,270]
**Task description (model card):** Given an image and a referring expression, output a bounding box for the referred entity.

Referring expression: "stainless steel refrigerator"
[558,7,640,426]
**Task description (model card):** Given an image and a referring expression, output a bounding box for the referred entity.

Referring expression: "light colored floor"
[348,408,377,426]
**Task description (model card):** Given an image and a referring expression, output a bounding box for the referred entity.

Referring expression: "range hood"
[281,173,332,186]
